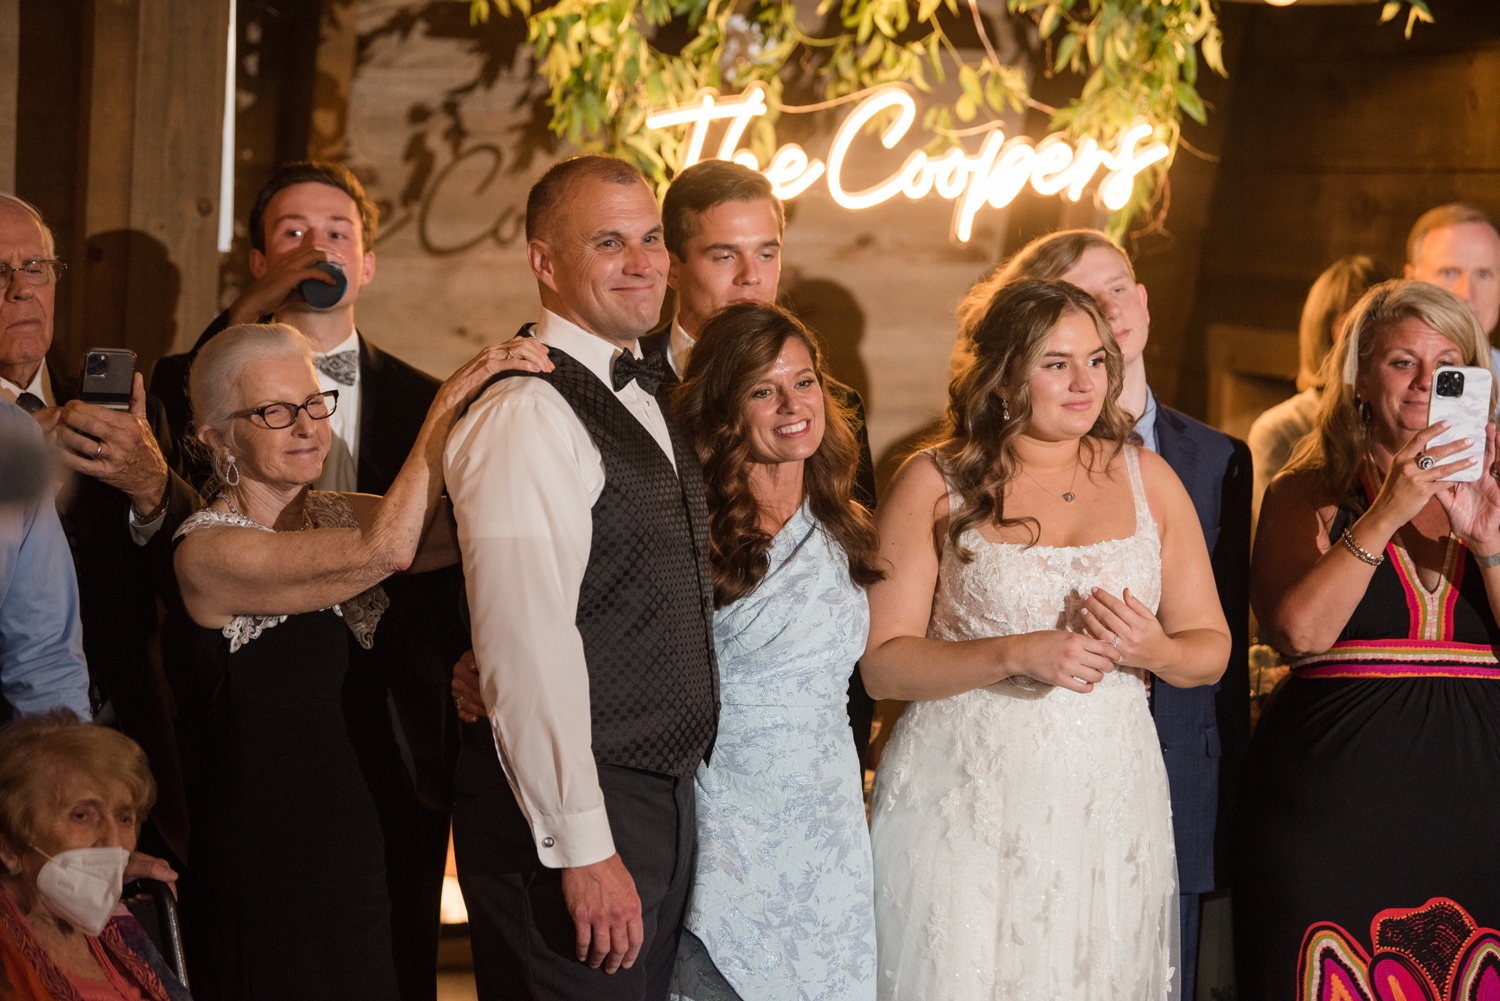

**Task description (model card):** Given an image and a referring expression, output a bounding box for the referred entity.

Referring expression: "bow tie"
[316,350,359,386]
[611,351,663,394]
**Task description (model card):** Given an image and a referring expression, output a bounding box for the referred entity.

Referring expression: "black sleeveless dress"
[173,497,399,1001]
[1233,487,1500,1000]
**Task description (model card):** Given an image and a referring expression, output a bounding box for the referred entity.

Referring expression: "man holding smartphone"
[0,192,199,862]
[151,162,461,1001]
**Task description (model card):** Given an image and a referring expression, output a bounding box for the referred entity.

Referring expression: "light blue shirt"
[1133,385,1160,453]
[0,402,91,719]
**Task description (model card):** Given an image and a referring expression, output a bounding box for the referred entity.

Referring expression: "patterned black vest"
[495,343,719,777]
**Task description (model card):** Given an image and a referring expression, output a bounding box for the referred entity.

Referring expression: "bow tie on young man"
[316,350,359,386]
[611,351,663,394]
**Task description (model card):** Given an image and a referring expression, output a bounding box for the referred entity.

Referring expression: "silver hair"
[0,193,57,259]
[188,323,317,470]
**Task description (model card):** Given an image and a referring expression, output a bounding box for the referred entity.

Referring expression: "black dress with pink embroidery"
[1232,494,1500,1001]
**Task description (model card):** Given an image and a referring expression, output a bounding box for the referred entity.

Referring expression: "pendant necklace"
[1022,443,1083,503]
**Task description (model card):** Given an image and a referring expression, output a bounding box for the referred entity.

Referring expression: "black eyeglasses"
[231,390,339,429]
[0,259,66,287]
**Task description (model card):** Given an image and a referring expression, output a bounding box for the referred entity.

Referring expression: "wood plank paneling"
[0,0,18,191]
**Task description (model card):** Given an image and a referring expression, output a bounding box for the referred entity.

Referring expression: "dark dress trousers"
[1153,404,1252,997]
[152,314,464,1001]
[48,370,201,866]
[454,344,719,1001]
[638,326,879,763]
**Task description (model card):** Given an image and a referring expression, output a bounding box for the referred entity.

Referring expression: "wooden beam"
[126,0,232,361]
[0,0,17,191]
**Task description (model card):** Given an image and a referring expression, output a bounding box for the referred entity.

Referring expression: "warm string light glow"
[645,83,1171,243]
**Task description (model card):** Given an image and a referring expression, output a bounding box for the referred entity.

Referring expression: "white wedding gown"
[869,446,1179,1000]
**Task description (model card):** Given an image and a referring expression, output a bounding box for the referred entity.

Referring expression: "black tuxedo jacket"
[48,370,201,862]
[1153,404,1252,896]
[639,324,879,761]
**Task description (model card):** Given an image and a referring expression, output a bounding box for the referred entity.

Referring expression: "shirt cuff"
[127,505,167,546]
[530,804,616,869]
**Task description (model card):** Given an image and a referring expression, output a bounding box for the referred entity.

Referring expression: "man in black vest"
[150,163,462,1001]
[453,159,879,761]
[445,155,718,1001]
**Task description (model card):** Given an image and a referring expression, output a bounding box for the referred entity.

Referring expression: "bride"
[862,278,1230,999]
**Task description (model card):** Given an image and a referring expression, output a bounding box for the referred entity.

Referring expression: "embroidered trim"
[175,492,388,651]
[1298,897,1500,1001]
[1291,639,1500,678]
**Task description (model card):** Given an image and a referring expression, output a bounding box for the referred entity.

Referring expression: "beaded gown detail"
[671,503,876,1001]
[173,492,399,1001]
[869,446,1179,1000]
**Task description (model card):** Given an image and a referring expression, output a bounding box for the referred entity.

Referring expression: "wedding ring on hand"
[92,441,103,460]
[455,695,467,713]
[1417,454,1436,470]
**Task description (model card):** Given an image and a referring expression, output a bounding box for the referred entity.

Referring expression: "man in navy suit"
[984,229,1251,997]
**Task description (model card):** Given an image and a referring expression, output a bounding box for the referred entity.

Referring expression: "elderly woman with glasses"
[170,322,549,1001]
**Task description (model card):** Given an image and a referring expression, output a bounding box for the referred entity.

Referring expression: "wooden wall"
[11,0,231,381]
[1173,0,1500,422]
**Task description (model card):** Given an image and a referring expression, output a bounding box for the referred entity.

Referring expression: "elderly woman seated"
[0,710,189,1001]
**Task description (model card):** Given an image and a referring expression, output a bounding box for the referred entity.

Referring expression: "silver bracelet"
[1474,548,1500,568]
[1341,527,1384,567]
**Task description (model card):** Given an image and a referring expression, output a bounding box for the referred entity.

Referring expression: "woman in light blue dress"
[669,303,885,1001]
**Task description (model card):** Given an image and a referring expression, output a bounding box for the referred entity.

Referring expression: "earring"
[1357,400,1372,424]
[6,862,19,876]
[1000,397,1011,421]
[222,454,241,487]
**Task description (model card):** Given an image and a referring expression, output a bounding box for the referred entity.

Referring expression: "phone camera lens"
[1437,371,1465,398]
[85,353,108,378]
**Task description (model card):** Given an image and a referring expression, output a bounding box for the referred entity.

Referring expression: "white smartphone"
[1427,365,1493,483]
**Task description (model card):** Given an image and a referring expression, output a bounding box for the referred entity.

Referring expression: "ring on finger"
[1111,635,1120,649]
[455,695,466,712]
[1417,454,1436,471]
[93,441,103,460]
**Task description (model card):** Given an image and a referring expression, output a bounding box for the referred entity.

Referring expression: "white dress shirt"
[0,359,55,408]
[666,320,697,379]
[1133,385,1160,453]
[444,309,676,869]
[313,328,362,493]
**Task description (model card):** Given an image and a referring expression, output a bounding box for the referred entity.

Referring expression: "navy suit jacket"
[1153,404,1252,896]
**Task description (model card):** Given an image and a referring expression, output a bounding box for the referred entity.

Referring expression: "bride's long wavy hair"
[672,303,884,607]
[933,278,1132,560]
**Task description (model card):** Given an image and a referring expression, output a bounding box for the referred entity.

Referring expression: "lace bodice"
[930,444,1161,681]
[175,491,389,653]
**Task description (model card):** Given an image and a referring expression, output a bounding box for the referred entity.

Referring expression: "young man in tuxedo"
[150,162,461,1001]
[980,230,1252,998]
[445,155,718,1001]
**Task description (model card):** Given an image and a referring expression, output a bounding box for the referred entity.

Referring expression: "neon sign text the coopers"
[645,82,1171,243]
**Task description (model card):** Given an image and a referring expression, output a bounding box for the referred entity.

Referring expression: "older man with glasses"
[0,192,199,867]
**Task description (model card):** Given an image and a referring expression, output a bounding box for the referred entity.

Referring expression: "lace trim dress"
[172,490,399,1000]
[173,490,388,651]
[869,445,1180,1000]
[671,502,876,1001]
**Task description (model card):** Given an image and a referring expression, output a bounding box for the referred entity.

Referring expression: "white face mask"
[33,846,129,935]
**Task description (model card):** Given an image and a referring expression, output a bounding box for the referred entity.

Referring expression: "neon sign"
[645,83,1170,243]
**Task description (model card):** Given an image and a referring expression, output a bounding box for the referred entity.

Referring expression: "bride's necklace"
[1021,444,1083,503]
[219,492,313,532]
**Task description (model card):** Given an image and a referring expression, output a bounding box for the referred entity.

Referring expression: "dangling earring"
[222,453,241,487]
[1357,399,1372,424]
[1000,397,1011,421]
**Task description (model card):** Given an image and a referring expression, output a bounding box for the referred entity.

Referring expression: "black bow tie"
[611,351,664,394]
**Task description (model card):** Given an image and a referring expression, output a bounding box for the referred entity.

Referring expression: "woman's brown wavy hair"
[933,277,1133,560]
[672,303,884,607]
